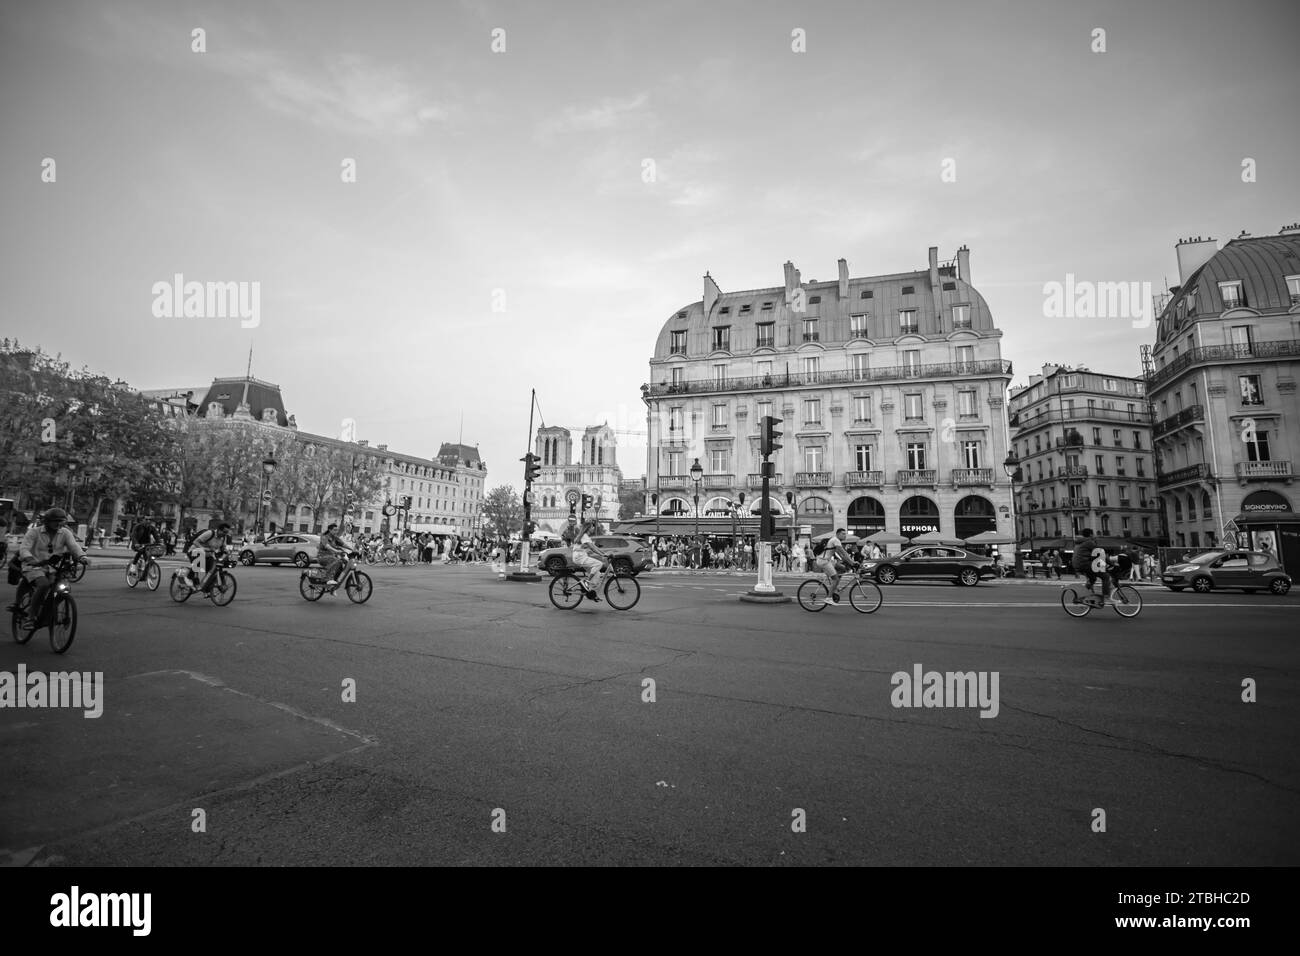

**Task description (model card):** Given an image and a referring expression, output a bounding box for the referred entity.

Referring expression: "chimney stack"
[783,260,801,306]
[837,258,849,299]
[956,245,971,284]
[928,246,940,288]
[703,272,721,315]
[1175,236,1219,285]
[1279,222,1300,236]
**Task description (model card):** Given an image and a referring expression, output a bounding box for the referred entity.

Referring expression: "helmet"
[43,507,68,524]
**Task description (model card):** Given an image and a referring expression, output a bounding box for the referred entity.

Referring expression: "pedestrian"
[1048,549,1063,580]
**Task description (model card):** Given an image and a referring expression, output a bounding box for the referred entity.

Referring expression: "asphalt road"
[2,559,1297,866]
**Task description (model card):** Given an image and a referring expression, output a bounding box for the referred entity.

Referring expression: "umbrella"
[963,531,1014,545]
[909,533,966,547]
[811,531,861,545]
[866,531,907,544]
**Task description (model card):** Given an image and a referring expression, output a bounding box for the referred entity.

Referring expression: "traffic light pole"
[507,388,541,582]
[743,415,791,603]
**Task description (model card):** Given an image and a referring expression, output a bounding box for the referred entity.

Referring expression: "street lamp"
[256,458,277,539]
[66,462,78,515]
[785,490,799,546]
[651,492,659,539]
[690,458,703,542]
[1003,452,1024,572]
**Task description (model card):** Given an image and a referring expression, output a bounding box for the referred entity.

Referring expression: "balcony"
[897,469,937,487]
[1152,404,1205,438]
[1146,339,1300,389]
[1061,465,1089,478]
[1157,463,1214,488]
[795,471,832,487]
[1235,460,1293,483]
[802,332,821,342]
[646,360,1013,398]
[658,476,688,490]
[669,346,686,355]
[756,338,775,350]
[703,474,734,490]
[748,473,782,488]
[845,470,884,488]
[1019,407,1152,431]
[950,467,994,487]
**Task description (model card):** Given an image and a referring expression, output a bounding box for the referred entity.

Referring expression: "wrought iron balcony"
[658,476,688,489]
[1157,463,1214,487]
[795,471,832,487]
[702,474,734,489]
[1146,339,1300,389]
[646,360,1013,397]
[748,473,782,488]
[1152,404,1205,438]
[897,469,937,487]
[802,332,820,342]
[845,470,884,488]
[1235,460,1293,482]
[950,467,993,487]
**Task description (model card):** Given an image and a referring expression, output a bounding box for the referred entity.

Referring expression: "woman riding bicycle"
[568,520,609,601]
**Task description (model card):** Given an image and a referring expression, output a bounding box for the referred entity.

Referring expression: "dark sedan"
[862,546,996,586]
[1162,550,1291,595]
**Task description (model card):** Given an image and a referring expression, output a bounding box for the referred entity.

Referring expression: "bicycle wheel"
[299,572,327,601]
[1112,584,1143,618]
[145,561,161,591]
[11,583,34,645]
[49,594,77,654]
[1061,587,1091,617]
[169,572,193,603]
[346,571,373,604]
[798,579,831,611]
[207,570,237,606]
[848,580,883,614]
[70,561,87,583]
[548,574,583,610]
[604,574,641,611]
[384,551,398,566]
[125,561,140,588]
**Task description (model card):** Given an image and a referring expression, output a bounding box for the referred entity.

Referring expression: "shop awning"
[1232,512,1300,525]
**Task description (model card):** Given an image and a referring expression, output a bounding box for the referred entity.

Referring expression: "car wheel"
[239,550,256,566]
[1191,577,1212,593]
[293,552,310,568]
[1270,579,1291,595]
[876,565,897,585]
[545,557,565,573]
[958,568,980,587]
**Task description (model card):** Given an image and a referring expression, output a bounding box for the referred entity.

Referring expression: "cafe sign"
[1241,490,1291,514]
[901,521,940,536]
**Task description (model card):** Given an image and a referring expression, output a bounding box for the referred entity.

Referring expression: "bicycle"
[1061,576,1142,618]
[10,553,84,653]
[169,549,238,606]
[300,550,373,603]
[125,543,164,591]
[548,561,641,611]
[797,560,883,614]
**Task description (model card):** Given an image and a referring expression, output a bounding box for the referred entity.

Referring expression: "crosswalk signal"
[581,493,593,512]
[521,453,541,485]
[761,415,783,458]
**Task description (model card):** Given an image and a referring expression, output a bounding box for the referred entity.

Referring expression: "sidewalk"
[637,567,1164,587]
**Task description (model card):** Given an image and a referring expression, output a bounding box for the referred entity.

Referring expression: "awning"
[1233,512,1300,525]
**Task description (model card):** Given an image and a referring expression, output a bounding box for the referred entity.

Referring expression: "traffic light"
[400,495,412,509]
[523,520,536,537]
[521,453,541,485]
[581,494,593,512]
[761,415,783,458]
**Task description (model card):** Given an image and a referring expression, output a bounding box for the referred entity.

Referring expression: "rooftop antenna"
[246,344,253,379]
[459,410,463,446]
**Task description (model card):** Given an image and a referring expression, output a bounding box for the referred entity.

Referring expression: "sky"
[2,0,1297,494]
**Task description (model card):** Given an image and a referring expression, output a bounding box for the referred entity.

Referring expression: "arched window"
[1173,497,1183,521]
[1202,491,1212,517]
[1187,492,1197,520]
[1100,514,1111,534]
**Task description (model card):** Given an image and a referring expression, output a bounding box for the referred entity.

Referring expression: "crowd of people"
[638,534,881,572]
[1016,546,1161,581]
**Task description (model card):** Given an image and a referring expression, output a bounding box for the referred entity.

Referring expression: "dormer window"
[942,281,956,291]
[1218,280,1244,309]
[761,301,774,311]
[861,290,873,299]
[718,306,730,315]
[677,310,687,318]
[739,304,752,315]
[711,326,731,351]
[901,285,915,295]
[808,295,821,304]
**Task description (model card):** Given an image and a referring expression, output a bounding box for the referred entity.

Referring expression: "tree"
[618,484,645,520]
[481,485,523,539]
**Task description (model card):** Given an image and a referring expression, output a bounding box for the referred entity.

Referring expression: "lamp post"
[690,458,703,543]
[256,458,277,539]
[66,462,78,515]
[651,492,659,539]
[785,490,799,546]
[1003,452,1023,574]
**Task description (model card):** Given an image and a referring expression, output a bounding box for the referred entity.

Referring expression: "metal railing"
[1019,407,1152,429]
[1157,463,1214,487]
[647,359,1013,397]
[1146,340,1300,389]
[1152,404,1205,438]
[658,476,688,489]
[1235,460,1292,480]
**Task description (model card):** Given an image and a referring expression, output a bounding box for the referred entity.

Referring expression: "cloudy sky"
[2,0,1297,492]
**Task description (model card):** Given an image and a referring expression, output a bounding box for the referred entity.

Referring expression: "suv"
[238,533,322,568]
[1162,550,1291,595]
[862,546,995,587]
[538,536,654,575]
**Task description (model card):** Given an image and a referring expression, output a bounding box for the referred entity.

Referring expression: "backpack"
[812,538,828,558]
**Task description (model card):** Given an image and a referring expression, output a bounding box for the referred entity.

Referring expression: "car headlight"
[864,562,878,569]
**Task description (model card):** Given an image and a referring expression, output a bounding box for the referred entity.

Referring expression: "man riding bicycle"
[130,518,159,572]
[187,523,232,589]
[816,529,855,605]
[319,523,349,586]
[16,508,87,629]
[1071,528,1123,606]
[569,520,609,602]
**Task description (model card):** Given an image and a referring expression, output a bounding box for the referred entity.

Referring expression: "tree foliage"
[481,485,523,539]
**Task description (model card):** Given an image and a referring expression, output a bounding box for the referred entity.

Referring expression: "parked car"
[862,546,995,586]
[238,533,321,568]
[1161,550,1291,595]
[537,536,654,575]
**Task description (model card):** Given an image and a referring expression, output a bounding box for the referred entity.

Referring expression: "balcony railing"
[845,470,884,488]
[795,471,832,487]
[1157,463,1214,487]
[1018,407,1152,430]
[802,332,820,342]
[1146,339,1300,389]
[646,360,1013,397]
[1061,465,1089,477]
[1153,404,1205,438]
[702,474,734,489]
[950,467,993,487]
[756,338,775,349]
[1235,460,1293,482]
[897,469,937,487]
[658,476,688,489]
[748,473,782,488]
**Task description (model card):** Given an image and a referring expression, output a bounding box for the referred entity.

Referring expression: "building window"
[899,310,918,334]
[802,318,820,342]
[1098,485,1109,506]
[802,355,821,377]
[903,350,921,377]
[1094,454,1105,474]
[901,285,915,295]
[713,364,727,388]
[952,305,970,329]
[956,345,974,370]
[670,330,686,355]
[1102,378,1118,392]
[762,301,774,311]
[666,452,683,476]
[712,326,731,351]
[958,390,977,417]
[962,440,980,469]
[854,395,871,422]
[712,404,728,428]
[709,449,729,473]
[1115,455,1125,475]
[1287,275,1300,306]
[739,304,752,315]
[757,360,773,379]
[906,442,927,470]
[1132,431,1141,448]
[851,353,869,379]
[1245,429,1271,462]
[756,322,775,349]
[757,400,772,421]
[1100,514,1111,535]
[1218,280,1243,309]
[1142,517,1151,536]
[671,367,684,386]
[861,289,873,299]
[803,399,822,425]
[1239,374,1263,405]
[850,313,869,337]
[1136,457,1146,477]
[1113,428,1122,446]
[1203,491,1213,517]
[855,444,873,471]
[904,392,923,420]
[1062,374,1078,387]
[669,407,683,432]
[1092,427,1102,445]
[805,446,824,471]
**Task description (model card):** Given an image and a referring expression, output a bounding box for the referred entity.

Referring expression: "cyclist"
[815,529,855,605]
[319,523,349,586]
[187,522,232,589]
[570,520,609,601]
[1107,548,1134,603]
[16,507,87,629]
[1071,528,1114,605]
[129,518,159,576]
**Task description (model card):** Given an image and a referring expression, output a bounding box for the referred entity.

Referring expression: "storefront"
[954,495,997,540]
[848,496,886,536]
[1230,490,1300,574]
[900,495,941,539]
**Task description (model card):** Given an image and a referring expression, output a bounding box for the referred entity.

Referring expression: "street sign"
[567,514,577,525]
[262,490,272,502]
